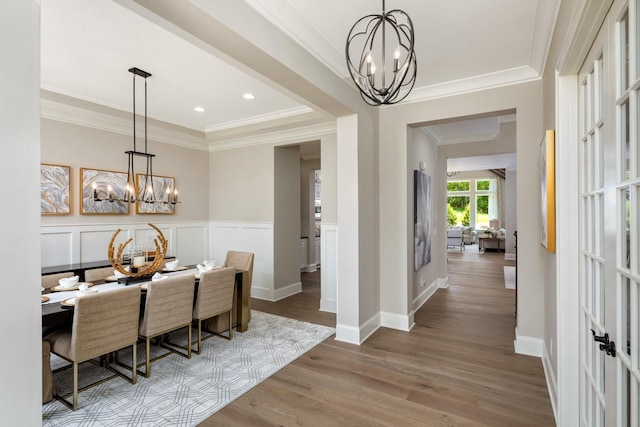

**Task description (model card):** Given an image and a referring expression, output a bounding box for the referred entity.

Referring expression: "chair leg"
[196,320,203,354]
[132,342,137,385]
[187,323,192,359]
[228,310,233,339]
[72,361,78,411]
[145,337,151,378]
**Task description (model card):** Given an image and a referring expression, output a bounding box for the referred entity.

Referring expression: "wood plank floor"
[200,250,555,426]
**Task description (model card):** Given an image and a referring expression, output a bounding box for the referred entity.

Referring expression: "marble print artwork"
[81,168,129,214]
[41,164,70,214]
[136,174,176,214]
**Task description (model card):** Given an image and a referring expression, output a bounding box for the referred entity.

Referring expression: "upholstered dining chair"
[83,266,114,282]
[204,251,254,334]
[46,286,141,410]
[138,275,194,377]
[192,267,236,354]
[41,272,74,289]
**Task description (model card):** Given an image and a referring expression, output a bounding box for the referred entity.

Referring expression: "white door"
[578,0,640,425]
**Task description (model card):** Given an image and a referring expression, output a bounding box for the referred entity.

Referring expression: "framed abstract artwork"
[414,170,432,270]
[80,168,130,215]
[136,174,177,214]
[540,129,556,252]
[41,164,71,215]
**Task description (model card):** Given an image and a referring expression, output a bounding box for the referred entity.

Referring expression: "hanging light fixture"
[346,0,417,105]
[93,67,179,205]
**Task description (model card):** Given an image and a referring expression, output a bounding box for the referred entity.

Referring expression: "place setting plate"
[105,275,119,282]
[60,297,76,307]
[162,266,188,272]
[41,296,49,303]
[50,282,94,292]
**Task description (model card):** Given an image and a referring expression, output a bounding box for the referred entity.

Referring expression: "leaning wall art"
[414,170,432,270]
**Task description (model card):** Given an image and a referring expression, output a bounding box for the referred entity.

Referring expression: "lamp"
[93,67,179,205]
[346,0,417,105]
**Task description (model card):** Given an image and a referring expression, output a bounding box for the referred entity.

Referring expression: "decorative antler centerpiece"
[108,223,168,278]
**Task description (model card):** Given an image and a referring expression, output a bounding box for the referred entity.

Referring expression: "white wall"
[0,1,42,424]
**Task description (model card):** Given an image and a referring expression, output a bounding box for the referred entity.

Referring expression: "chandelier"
[345,0,417,105]
[93,67,179,205]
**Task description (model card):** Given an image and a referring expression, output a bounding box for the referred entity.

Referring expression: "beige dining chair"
[192,267,236,354]
[46,286,141,410]
[204,251,254,334]
[84,266,114,282]
[41,272,74,289]
[138,275,195,378]
[42,340,54,404]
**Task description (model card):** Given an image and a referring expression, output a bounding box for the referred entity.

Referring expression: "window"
[447,177,500,229]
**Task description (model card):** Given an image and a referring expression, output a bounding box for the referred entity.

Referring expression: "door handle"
[591,329,617,357]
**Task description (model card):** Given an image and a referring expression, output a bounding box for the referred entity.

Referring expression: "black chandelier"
[346,0,417,105]
[93,67,178,205]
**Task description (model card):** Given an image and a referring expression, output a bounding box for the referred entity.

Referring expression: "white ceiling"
[40,0,559,165]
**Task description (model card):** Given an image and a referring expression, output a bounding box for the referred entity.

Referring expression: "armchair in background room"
[446,227,464,251]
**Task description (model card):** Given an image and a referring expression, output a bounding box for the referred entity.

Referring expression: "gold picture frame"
[136,174,177,215]
[80,168,130,215]
[41,163,71,215]
[540,129,556,252]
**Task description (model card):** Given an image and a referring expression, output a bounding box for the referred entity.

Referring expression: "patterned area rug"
[42,311,335,426]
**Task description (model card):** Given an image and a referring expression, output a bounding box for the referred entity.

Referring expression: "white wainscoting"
[210,221,275,300]
[320,224,337,313]
[41,221,210,267]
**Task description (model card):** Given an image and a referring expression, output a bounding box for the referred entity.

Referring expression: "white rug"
[42,311,335,426]
[504,266,516,289]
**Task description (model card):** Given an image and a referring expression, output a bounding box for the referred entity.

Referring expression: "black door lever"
[591,329,617,357]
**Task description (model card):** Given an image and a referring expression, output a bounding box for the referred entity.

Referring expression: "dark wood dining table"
[41,266,250,334]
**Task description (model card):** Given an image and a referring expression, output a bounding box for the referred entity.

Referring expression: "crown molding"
[529,0,562,75]
[400,66,540,104]
[41,99,208,151]
[204,105,314,133]
[208,121,336,152]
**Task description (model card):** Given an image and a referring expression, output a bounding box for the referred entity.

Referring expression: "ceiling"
[40,0,559,166]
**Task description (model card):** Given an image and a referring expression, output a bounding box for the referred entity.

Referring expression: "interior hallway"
[202,251,554,426]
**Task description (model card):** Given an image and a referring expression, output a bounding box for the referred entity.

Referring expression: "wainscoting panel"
[320,224,337,313]
[210,222,274,300]
[41,231,74,267]
[41,222,208,268]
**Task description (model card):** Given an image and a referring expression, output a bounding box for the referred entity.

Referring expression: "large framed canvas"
[136,174,176,214]
[41,164,71,215]
[414,170,432,270]
[540,129,556,252]
[80,168,130,215]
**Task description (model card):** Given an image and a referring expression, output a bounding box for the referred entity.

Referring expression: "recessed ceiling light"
[243,93,255,100]
[194,106,205,112]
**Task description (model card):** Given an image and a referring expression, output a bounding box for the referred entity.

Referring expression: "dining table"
[41,266,250,334]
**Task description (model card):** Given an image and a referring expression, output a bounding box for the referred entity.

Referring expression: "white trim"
[380,311,413,332]
[555,73,581,427]
[303,263,317,273]
[504,252,516,261]
[335,312,381,345]
[41,99,207,151]
[208,122,336,152]
[204,106,313,133]
[542,342,559,424]
[514,327,544,357]
[402,66,540,104]
[274,281,302,301]
[439,277,450,289]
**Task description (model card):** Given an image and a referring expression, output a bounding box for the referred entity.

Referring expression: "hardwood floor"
[200,252,555,426]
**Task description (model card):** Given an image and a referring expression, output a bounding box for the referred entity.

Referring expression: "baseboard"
[304,263,317,273]
[542,342,559,424]
[252,281,301,302]
[514,327,543,357]
[438,277,450,289]
[380,311,413,331]
[335,312,381,345]
[412,279,441,313]
[504,252,516,261]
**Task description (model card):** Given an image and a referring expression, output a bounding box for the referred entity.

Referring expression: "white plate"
[61,297,76,307]
[51,282,93,292]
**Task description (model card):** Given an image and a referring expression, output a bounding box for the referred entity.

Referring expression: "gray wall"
[274,146,301,290]
[41,119,209,224]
